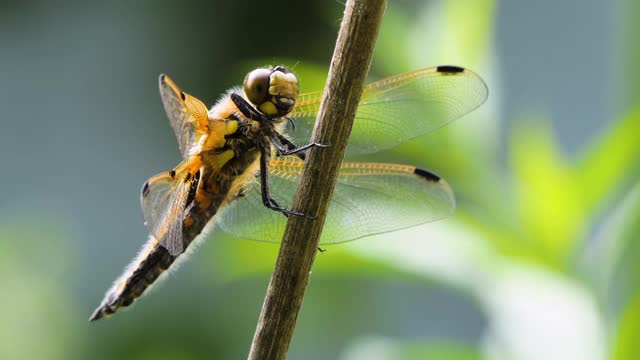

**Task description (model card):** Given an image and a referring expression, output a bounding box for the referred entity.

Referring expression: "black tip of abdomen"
[89,306,106,322]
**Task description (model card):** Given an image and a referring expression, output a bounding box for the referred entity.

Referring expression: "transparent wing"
[288,66,488,155]
[216,158,454,244]
[140,168,198,255]
[159,74,210,159]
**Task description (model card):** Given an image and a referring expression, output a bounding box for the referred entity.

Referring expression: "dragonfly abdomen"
[90,174,236,321]
[89,236,176,321]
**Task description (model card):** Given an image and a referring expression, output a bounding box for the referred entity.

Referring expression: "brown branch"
[247,0,387,359]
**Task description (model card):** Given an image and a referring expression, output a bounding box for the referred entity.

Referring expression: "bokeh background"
[1,0,639,359]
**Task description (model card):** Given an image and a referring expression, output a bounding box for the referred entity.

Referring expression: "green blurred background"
[1,0,639,359]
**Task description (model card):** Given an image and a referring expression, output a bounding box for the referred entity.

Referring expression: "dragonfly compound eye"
[244,68,271,107]
[244,66,298,118]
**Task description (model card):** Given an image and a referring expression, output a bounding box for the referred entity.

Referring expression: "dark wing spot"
[159,74,166,83]
[413,168,441,182]
[142,181,150,197]
[180,92,186,101]
[169,170,176,178]
[436,65,465,74]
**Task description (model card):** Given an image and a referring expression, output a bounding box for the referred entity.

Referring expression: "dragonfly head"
[244,66,298,118]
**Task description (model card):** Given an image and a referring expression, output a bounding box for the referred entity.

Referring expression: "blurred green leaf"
[207,233,278,279]
[0,217,79,360]
[391,344,481,360]
[374,8,412,75]
[579,108,640,213]
[208,233,433,283]
[441,0,496,62]
[510,116,586,265]
[402,343,481,360]
[403,0,495,66]
[612,294,640,360]
[597,183,640,318]
[343,337,481,360]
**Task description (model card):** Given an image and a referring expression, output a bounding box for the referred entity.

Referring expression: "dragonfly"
[89,65,488,321]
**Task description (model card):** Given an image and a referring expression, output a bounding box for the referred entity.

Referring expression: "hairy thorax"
[188,96,285,233]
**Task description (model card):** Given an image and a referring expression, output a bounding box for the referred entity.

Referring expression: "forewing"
[140,169,198,255]
[159,74,210,158]
[216,158,455,244]
[288,66,488,155]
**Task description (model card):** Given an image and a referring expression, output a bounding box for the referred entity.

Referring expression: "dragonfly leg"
[271,132,329,160]
[259,146,316,219]
[230,93,269,123]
